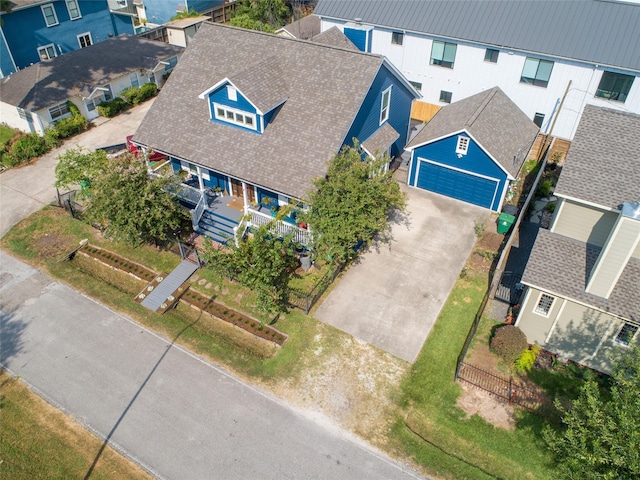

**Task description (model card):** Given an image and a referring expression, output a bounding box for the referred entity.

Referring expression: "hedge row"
[97,83,158,118]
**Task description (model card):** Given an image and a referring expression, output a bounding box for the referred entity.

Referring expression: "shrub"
[514,344,541,372]
[44,128,61,149]
[537,179,553,197]
[6,133,48,165]
[53,114,88,138]
[490,325,528,364]
[120,83,157,105]
[97,98,130,117]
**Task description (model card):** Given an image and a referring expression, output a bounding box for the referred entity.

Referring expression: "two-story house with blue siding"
[133,22,419,245]
[405,87,539,212]
[0,0,134,77]
[133,0,221,27]
[516,106,640,374]
[314,0,640,142]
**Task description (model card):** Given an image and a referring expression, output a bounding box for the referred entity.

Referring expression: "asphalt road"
[0,254,423,480]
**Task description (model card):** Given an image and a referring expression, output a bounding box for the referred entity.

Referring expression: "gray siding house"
[516,105,640,373]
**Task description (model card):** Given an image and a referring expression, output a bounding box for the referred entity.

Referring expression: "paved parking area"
[314,185,487,362]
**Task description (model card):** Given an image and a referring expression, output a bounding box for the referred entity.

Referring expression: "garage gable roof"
[554,105,640,209]
[0,35,184,111]
[406,87,539,177]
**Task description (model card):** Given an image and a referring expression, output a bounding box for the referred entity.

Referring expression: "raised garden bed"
[80,245,156,282]
[181,289,288,346]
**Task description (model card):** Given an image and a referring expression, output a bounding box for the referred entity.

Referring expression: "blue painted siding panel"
[2,1,133,70]
[142,0,224,25]
[344,27,367,52]
[0,31,15,75]
[344,64,414,158]
[409,135,508,210]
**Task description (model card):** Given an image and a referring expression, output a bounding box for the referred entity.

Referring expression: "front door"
[230,179,256,204]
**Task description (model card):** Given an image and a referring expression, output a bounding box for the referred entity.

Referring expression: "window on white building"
[391,32,404,45]
[49,102,72,121]
[129,73,140,88]
[615,323,638,346]
[380,87,391,124]
[484,48,499,63]
[596,71,634,103]
[534,293,555,316]
[533,113,545,128]
[439,90,452,103]
[430,40,457,68]
[41,4,59,27]
[66,0,81,20]
[521,57,554,88]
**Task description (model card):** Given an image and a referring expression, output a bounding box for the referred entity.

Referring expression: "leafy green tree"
[229,0,289,32]
[543,346,640,479]
[169,8,200,21]
[299,144,406,264]
[84,154,189,247]
[55,147,109,198]
[201,224,298,318]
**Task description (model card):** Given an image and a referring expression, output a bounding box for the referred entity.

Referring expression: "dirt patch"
[477,230,504,252]
[34,233,76,259]
[456,382,516,430]
[270,329,409,447]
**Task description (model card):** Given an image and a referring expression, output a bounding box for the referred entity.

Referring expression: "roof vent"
[354,17,362,25]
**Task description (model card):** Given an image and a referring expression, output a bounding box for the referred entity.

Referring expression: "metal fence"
[288,262,344,315]
[457,361,555,414]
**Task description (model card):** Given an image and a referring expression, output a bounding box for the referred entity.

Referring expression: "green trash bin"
[497,212,516,234]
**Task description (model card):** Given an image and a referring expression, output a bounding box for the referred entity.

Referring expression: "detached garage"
[406,87,539,211]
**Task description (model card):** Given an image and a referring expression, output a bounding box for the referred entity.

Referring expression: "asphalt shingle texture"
[0,35,184,111]
[522,229,639,322]
[554,105,640,209]
[406,87,539,177]
[133,22,386,200]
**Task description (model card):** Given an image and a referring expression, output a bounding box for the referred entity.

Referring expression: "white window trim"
[41,4,59,27]
[534,292,555,317]
[129,72,140,88]
[48,102,72,121]
[77,32,93,49]
[614,322,638,347]
[379,86,392,125]
[213,103,257,131]
[227,85,237,101]
[65,0,82,20]
[455,135,469,155]
[38,43,57,60]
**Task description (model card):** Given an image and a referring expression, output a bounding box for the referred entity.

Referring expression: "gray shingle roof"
[522,229,639,322]
[362,123,400,157]
[278,14,321,40]
[133,22,391,200]
[314,0,640,71]
[228,56,288,114]
[0,35,184,111]
[406,87,539,177]
[554,105,640,209]
[312,26,358,50]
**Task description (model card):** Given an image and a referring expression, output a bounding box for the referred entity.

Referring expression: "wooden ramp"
[140,260,198,312]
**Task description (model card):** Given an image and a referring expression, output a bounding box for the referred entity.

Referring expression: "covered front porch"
[165,159,311,247]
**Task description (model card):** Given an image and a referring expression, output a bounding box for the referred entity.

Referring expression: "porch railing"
[247,208,311,246]
[191,194,206,231]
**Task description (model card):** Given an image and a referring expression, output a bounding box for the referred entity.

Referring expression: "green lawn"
[391,272,557,479]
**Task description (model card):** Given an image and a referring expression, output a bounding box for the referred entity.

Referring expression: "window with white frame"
[614,323,638,346]
[430,40,457,68]
[129,73,140,88]
[227,85,237,101]
[65,0,81,20]
[455,136,469,155]
[38,44,56,60]
[49,102,71,121]
[534,293,555,316]
[379,87,391,124]
[391,31,404,45]
[213,103,256,130]
[77,32,92,49]
[41,4,59,27]
[520,57,554,87]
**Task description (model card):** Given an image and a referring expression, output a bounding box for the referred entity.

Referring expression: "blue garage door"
[416,160,498,209]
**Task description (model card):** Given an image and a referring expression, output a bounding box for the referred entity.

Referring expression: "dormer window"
[214,103,257,130]
[456,135,469,155]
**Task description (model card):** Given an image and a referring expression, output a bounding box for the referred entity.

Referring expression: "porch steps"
[140,260,198,312]
[197,210,238,245]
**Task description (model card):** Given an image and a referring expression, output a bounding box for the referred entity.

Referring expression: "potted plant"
[270,204,278,217]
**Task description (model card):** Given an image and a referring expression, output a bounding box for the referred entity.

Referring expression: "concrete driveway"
[315,185,487,362]
[0,99,154,238]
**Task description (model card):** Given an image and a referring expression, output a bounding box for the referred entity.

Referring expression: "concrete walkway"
[0,99,155,238]
[0,254,423,480]
[315,186,487,362]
